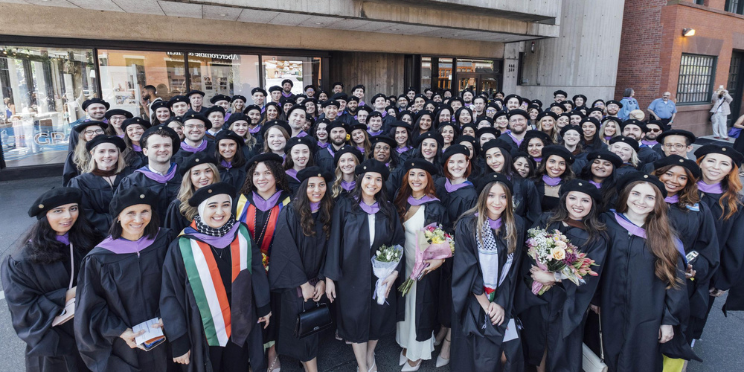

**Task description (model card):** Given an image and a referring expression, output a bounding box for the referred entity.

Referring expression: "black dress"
[69,169,133,234]
[160,224,271,372]
[269,204,329,362]
[598,213,697,372]
[322,196,406,343]
[514,214,608,371]
[451,213,525,372]
[74,229,174,372]
[116,169,182,226]
[433,178,477,328]
[2,241,89,372]
[666,202,720,339]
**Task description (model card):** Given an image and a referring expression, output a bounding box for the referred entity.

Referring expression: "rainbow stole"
[177,224,252,347]
[236,193,290,257]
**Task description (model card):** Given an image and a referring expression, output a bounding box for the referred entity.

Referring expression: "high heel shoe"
[399,350,407,366]
[401,359,422,371]
[435,338,451,368]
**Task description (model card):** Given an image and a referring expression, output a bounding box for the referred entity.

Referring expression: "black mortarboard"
[28,188,83,219]
[188,182,236,207]
[86,134,126,152]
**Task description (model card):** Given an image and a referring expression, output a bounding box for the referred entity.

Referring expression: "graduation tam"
[480,138,512,157]
[226,113,250,126]
[141,124,180,149]
[167,95,189,108]
[536,111,559,121]
[504,94,521,103]
[572,94,587,104]
[553,90,568,97]
[279,96,295,105]
[186,90,205,98]
[104,109,134,120]
[350,123,367,133]
[592,99,605,107]
[586,107,603,116]
[458,135,479,156]
[356,105,373,114]
[215,130,245,148]
[368,111,383,119]
[251,87,267,96]
[297,166,334,184]
[653,154,701,179]
[321,100,340,108]
[231,95,247,103]
[523,130,553,145]
[370,93,387,103]
[209,94,231,104]
[605,99,623,108]
[286,104,306,120]
[246,153,283,170]
[261,120,291,136]
[616,171,667,198]
[121,117,151,132]
[405,158,438,175]
[268,86,282,93]
[76,120,109,132]
[327,120,349,133]
[348,96,360,103]
[86,135,126,152]
[204,105,226,117]
[621,119,647,132]
[694,144,744,167]
[179,151,219,177]
[507,109,529,119]
[389,121,412,132]
[559,179,601,202]
[109,186,158,217]
[587,150,623,169]
[281,79,294,87]
[442,144,471,163]
[182,111,212,129]
[569,110,586,119]
[414,131,444,148]
[609,135,640,153]
[531,99,544,108]
[656,129,696,145]
[371,135,396,149]
[28,187,83,219]
[284,135,316,153]
[476,172,513,195]
[580,117,601,128]
[82,98,110,111]
[355,159,390,181]
[333,146,363,167]
[549,102,566,112]
[559,125,581,138]
[330,93,349,102]
[493,110,509,121]
[188,182,236,207]
[541,145,575,164]
[351,84,365,93]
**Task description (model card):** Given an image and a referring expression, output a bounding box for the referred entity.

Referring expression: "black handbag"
[295,302,332,338]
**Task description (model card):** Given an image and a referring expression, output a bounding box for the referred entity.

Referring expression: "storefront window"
[0,46,97,168]
[421,57,432,91]
[437,58,453,90]
[262,56,317,95]
[187,52,260,103]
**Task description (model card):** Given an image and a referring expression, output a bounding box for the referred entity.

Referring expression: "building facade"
[615,0,744,136]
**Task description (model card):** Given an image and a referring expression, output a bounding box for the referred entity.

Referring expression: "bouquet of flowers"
[525,227,598,295]
[398,223,454,296]
[371,244,403,305]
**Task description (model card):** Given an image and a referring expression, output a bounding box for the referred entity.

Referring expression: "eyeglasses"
[84,129,104,135]
[648,128,662,132]
[664,144,687,150]
[185,124,205,129]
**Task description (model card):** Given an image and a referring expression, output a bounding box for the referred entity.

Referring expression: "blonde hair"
[262,126,289,153]
[73,132,92,172]
[537,117,560,143]
[331,156,360,198]
[599,120,620,144]
[84,149,127,174]
[177,163,221,221]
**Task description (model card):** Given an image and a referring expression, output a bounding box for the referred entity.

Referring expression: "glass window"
[676,53,717,104]
[457,59,495,74]
[437,58,453,91]
[421,57,432,91]
[187,52,260,103]
[0,46,97,168]
[98,49,187,118]
[262,56,317,96]
[726,0,744,14]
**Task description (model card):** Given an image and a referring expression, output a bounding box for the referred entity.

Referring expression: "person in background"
[618,88,639,121]
[710,87,733,140]
[2,188,102,372]
[187,90,207,114]
[648,92,677,130]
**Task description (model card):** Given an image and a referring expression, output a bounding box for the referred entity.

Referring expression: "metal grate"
[676,53,717,104]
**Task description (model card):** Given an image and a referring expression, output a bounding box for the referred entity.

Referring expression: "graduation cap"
[553,90,568,97]
[121,117,152,132]
[215,130,245,148]
[536,111,559,121]
[284,135,317,153]
[542,145,575,164]
[523,130,553,145]
[204,106,226,117]
[656,129,696,145]
[109,186,158,217]
[104,109,134,120]
[587,150,623,169]
[246,153,283,170]
[182,111,212,129]
[281,79,294,87]
[251,87,267,96]
[179,152,219,177]
[186,90,205,98]
[268,86,282,93]
[405,158,438,175]
[507,109,529,119]
[652,155,701,179]
[167,95,189,108]
[559,179,601,201]
[609,136,640,153]
[694,144,744,167]
[209,94,231,104]
[188,182,236,207]
[415,131,444,148]
[28,188,83,219]
[442,144,471,164]
[371,135,396,149]
[231,95,247,103]
[297,166,334,183]
[82,98,110,111]
[476,172,513,194]
[354,159,390,181]
[86,135,126,152]
[605,100,623,108]
[615,171,667,198]
[333,145,363,166]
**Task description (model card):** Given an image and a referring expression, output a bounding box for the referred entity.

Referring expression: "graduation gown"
[498,133,522,152]
[74,229,174,372]
[69,169,133,234]
[163,199,190,235]
[638,145,662,166]
[433,178,477,328]
[614,164,638,179]
[322,196,406,343]
[124,150,146,170]
[2,242,89,372]
[171,141,217,167]
[697,191,744,314]
[218,165,247,193]
[598,213,697,372]
[116,168,181,226]
[314,146,339,174]
[534,179,563,213]
[62,151,81,187]
[268,204,329,362]
[160,224,271,372]
[401,200,449,341]
[514,214,608,371]
[666,202,720,338]
[451,213,525,372]
[285,172,301,197]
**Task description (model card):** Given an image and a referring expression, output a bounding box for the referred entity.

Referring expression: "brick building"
[616,0,744,136]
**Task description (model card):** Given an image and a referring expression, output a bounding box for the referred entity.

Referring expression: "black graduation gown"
[638,145,662,165]
[219,165,247,193]
[62,151,81,187]
[697,191,744,314]
[402,200,449,341]
[171,141,217,167]
[498,133,521,152]
[269,205,329,362]
[159,224,271,372]
[598,213,697,372]
[116,170,181,226]
[451,213,525,372]
[514,214,608,371]
[285,172,301,197]
[511,176,542,227]
[433,178,477,328]
[69,169,133,234]
[614,164,638,179]
[74,229,174,372]
[322,196,406,343]
[163,199,190,235]
[125,150,147,170]
[314,146,338,174]
[666,202,720,338]
[2,242,89,372]
[534,179,562,213]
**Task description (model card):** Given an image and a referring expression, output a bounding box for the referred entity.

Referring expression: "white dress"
[395,205,435,360]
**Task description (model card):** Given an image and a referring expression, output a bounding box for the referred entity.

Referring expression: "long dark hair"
[535,156,575,182]
[21,213,101,264]
[293,178,334,239]
[653,165,700,210]
[484,147,515,178]
[410,138,443,167]
[349,174,397,231]
[393,170,438,223]
[241,160,289,195]
[579,160,618,212]
[108,210,161,240]
[546,193,607,245]
[215,141,247,169]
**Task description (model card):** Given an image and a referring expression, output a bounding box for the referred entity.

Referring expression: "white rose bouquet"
[371,244,403,305]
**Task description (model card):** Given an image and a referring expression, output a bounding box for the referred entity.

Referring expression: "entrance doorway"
[727,50,744,125]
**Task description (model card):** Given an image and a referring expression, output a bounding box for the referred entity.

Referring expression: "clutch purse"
[52,298,75,326]
[295,302,332,338]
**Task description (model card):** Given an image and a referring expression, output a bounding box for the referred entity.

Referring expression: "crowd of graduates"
[3,81,744,372]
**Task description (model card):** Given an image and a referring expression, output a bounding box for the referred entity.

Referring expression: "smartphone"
[686,251,699,264]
